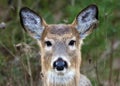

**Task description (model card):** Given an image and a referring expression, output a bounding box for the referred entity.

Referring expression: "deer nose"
[53,58,68,71]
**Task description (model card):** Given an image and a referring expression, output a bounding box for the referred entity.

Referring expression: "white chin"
[54,68,67,74]
[47,70,75,84]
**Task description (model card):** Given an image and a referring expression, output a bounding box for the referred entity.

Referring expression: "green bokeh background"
[0,0,120,86]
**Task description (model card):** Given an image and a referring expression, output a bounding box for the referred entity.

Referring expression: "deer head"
[19,4,98,86]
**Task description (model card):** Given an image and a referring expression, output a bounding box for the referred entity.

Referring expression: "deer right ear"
[73,5,98,39]
[19,7,46,40]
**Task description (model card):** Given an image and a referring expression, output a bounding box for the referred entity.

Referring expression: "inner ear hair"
[19,7,43,30]
[19,7,46,40]
[73,4,99,39]
[77,4,98,20]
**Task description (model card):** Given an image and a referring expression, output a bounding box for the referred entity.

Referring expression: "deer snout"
[53,58,68,71]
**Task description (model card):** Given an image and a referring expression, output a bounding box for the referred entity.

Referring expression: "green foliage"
[0,0,120,86]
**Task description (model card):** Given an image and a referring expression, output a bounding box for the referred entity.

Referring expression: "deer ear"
[73,5,98,39]
[19,7,46,40]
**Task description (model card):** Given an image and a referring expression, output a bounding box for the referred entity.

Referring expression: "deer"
[19,4,98,86]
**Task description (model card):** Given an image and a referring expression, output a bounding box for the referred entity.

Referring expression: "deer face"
[20,5,98,85]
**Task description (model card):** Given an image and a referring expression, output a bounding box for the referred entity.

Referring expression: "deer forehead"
[42,24,79,40]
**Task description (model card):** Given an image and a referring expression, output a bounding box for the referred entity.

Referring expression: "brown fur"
[38,24,82,86]
[20,5,98,86]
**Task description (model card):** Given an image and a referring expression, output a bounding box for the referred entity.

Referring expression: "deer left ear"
[73,4,98,39]
[19,7,46,40]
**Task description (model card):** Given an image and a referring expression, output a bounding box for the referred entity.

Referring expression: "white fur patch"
[69,45,76,50]
[47,70,75,85]
[45,46,52,51]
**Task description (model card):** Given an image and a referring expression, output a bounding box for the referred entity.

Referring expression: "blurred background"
[0,0,120,86]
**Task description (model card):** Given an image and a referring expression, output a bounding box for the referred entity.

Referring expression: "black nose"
[53,58,68,71]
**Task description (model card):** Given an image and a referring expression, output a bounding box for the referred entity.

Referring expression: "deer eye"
[45,41,52,47]
[68,40,76,46]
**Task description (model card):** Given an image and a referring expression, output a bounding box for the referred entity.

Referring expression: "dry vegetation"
[0,0,120,86]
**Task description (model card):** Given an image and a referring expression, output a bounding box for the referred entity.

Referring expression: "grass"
[0,0,120,86]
